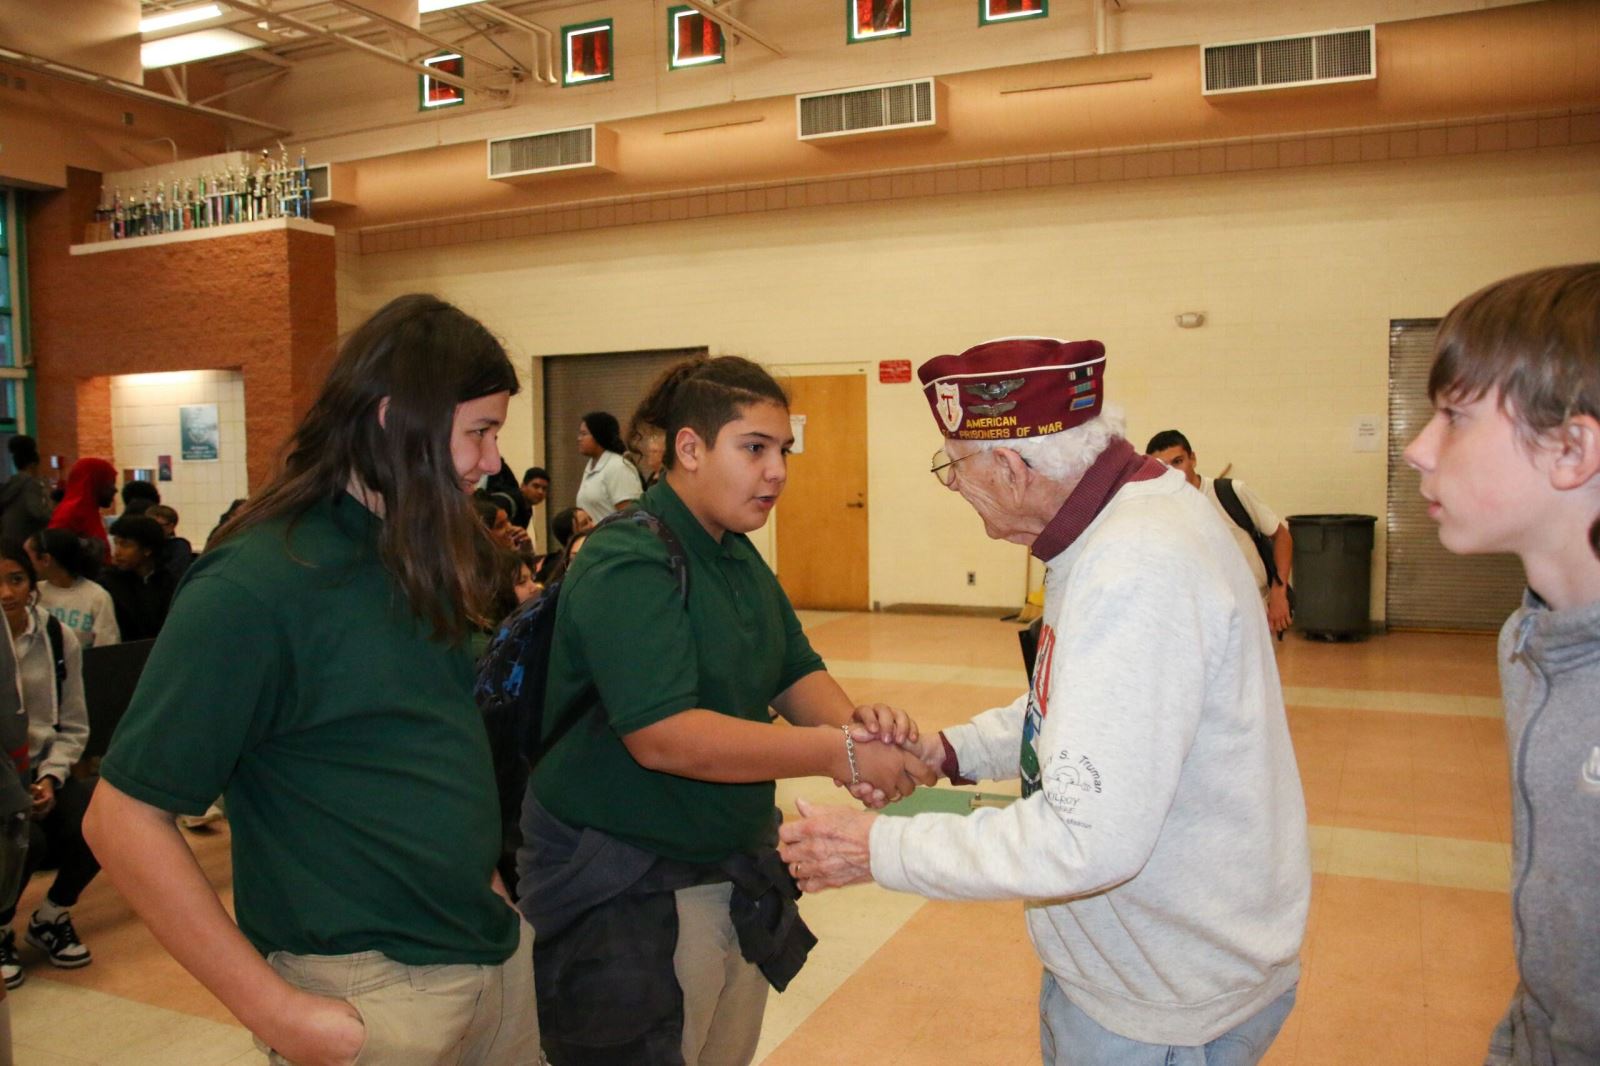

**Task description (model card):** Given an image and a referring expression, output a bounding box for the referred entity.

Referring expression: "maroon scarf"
[1030,438,1168,562]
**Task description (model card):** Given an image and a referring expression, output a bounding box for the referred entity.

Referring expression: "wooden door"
[777,373,869,609]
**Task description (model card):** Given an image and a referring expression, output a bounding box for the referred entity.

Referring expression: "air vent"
[487,125,618,181]
[1202,26,1374,95]
[797,78,945,142]
[305,163,357,207]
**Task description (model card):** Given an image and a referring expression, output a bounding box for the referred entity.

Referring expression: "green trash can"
[1287,514,1376,641]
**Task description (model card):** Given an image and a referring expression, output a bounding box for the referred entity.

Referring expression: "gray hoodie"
[0,472,51,547]
[1486,590,1600,1066]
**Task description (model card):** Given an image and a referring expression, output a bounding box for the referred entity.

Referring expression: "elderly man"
[781,337,1310,1065]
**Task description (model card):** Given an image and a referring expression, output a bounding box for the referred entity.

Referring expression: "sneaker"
[25,911,91,969]
[0,929,22,988]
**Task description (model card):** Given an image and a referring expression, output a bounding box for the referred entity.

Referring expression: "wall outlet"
[966,571,976,586]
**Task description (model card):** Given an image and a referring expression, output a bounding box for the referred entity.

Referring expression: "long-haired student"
[85,294,537,1066]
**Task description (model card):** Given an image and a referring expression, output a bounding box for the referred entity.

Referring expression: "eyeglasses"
[930,447,973,487]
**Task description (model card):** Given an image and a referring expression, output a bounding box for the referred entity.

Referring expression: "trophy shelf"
[70,216,335,256]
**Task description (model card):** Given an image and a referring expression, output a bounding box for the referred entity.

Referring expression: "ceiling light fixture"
[418,0,480,12]
[139,3,224,34]
[141,28,261,68]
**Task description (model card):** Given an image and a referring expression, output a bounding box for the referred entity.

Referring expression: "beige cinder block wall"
[344,141,1600,616]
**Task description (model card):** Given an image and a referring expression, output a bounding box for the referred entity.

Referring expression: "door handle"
[845,501,865,509]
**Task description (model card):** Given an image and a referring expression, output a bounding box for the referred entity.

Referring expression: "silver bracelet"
[840,725,860,787]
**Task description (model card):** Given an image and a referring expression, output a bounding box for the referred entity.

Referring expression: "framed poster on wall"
[180,404,219,461]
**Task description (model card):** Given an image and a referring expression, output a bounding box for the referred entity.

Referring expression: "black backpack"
[473,509,690,828]
[1213,478,1295,614]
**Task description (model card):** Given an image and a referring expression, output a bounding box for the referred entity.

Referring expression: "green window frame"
[980,0,1046,25]
[668,6,726,69]
[0,189,29,441]
[563,19,615,86]
[419,52,467,110]
[848,0,909,43]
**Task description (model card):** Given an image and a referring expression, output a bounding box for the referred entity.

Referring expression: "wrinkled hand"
[849,703,919,746]
[261,989,365,1066]
[779,797,877,893]
[1267,586,1292,636]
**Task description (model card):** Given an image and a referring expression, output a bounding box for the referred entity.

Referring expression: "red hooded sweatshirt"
[48,457,116,548]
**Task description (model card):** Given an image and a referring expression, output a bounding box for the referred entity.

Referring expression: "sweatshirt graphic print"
[1019,623,1056,798]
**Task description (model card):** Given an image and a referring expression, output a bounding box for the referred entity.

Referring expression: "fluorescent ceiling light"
[140,3,223,34]
[141,28,260,67]
[418,0,480,12]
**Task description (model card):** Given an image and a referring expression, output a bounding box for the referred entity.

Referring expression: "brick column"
[26,167,338,492]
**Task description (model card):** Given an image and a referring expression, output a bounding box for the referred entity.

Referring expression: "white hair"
[968,404,1127,483]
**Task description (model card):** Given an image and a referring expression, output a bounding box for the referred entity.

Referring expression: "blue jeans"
[1039,972,1296,1066]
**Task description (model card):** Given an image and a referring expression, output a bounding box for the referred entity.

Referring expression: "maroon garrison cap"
[917,337,1106,441]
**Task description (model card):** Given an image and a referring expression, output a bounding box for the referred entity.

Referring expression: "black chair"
[80,639,156,760]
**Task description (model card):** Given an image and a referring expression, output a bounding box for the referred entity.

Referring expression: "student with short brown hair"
[1402,263,1600,1066]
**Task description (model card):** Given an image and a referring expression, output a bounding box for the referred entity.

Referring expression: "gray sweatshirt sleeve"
[942,692,1028,782]
[36,625,88,784]
[871,532,1217,901]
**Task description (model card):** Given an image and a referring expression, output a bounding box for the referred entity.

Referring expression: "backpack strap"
[1213,478,1284,588]
[526,507,689,761]
[44,614,66,702]
[586,508,689,602]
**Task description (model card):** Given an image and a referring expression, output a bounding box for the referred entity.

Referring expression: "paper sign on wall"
[180,404,220,461]
[790,414,807,455]
[878,360,912,384]
[1352,414,1381,453]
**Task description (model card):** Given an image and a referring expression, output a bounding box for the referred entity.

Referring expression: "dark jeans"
[0,775,100,923]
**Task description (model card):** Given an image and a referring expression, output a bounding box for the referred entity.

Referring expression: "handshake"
[831,704,942,808]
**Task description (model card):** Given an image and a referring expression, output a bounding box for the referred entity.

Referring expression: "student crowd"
[0,264,1588,1066]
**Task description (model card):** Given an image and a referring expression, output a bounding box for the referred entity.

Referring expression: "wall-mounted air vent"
[305,163,357,207]
[1202,26,1374,95]
[797,78,945,142]
[487,124,617,181]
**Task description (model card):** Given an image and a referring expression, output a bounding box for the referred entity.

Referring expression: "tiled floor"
[6,614,1515,1065]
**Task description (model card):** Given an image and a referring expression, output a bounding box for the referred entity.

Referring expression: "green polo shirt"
[533,479,825,863]
[100,494,518,966]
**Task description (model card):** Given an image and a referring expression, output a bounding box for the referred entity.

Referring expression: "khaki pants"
[673,882,769,1066]
[260,919,540,1066]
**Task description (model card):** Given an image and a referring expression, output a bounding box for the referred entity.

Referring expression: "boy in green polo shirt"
[85,295,537,1066]
[523,356,934,1065]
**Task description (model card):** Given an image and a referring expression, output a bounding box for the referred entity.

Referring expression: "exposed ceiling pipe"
[161,66,188,102]
[222,0,492,94]
[241,48,295,69]
[476,3,559,85]
[0,46,291,134]
[324,0,527,80]
[194,68,289,106]
[136,136,181,162]
[678,0,783,57]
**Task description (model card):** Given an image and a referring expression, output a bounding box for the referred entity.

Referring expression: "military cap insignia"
[964,377,1025,402]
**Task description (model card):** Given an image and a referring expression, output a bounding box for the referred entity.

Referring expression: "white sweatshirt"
[870,470,1309,1045]
[39,576,121,649]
